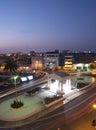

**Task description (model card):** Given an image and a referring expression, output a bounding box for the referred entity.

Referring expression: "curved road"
[13,84,96,130]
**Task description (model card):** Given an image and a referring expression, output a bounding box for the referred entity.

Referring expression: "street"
[14,85,96,130]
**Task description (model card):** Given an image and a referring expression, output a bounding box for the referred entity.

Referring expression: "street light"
[11,75,24,108]
[13,75,19,102]
[92,103,96,128]
[93,104,96,109]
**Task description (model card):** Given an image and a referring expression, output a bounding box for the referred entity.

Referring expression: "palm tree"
[4,58,18,74]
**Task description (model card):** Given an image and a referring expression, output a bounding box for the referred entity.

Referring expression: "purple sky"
[0,0,96,53]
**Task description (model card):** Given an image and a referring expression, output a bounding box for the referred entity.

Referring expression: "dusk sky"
[0,0,96,53]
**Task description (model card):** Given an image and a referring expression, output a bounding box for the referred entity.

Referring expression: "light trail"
[14,91,96,130]
[35,93,96,122]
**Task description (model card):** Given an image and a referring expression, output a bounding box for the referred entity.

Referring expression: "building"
[44,51,59,70]
[64,55,73,70]
[31,52,44,71]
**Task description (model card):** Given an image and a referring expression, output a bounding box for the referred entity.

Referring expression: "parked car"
[92,120,96,126]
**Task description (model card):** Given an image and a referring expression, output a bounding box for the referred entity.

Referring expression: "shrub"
[11,100,24,108]
[44,95,63,104]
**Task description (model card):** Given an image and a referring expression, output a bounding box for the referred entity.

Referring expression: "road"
[0,73,73,99]
[0,75,48,99]
[13,84,96,130]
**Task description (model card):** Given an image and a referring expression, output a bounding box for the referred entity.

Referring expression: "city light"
[27,75,33,80]
[93,104,96,109]
[21,77,28,82]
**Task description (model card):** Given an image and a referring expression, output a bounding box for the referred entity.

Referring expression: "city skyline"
[0,0,96,53]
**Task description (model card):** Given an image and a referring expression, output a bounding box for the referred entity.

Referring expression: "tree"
[89,63,96,70]
[4,58,18,74]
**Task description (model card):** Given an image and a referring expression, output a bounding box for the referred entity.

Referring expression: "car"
[92,119,96,126]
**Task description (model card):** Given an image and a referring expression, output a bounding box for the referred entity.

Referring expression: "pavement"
[0,89,55,121]
[0,85,92,128]
[0,84,83,121]
[0,74,95,129]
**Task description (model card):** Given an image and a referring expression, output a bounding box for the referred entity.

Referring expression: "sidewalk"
[0,89,56,121]
[0,95,43,121]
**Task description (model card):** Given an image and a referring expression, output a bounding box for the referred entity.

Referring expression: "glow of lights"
[64,65,72,67]
[65,61,72,64]
[1,63,5,70]
[27,75,33,80]
[21,77,28,82]
[6,53,11,56]
[91,77,95,83]
[14,75,19,80]
[63,79,72,94]
[28,53,31,56]
[91,69,96,75]
[93,104,96,109]
[50,79,74,94]
[24,67,29,70]
[33,70,36,73]
[50,80,58,93]
[76,63,83,67]
[85,64,88,67]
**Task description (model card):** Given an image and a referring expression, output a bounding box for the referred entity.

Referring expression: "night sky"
[0,0,96,53]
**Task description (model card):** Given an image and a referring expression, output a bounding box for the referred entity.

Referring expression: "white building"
[44,52,59,70]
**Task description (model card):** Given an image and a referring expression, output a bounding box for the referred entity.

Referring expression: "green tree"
[89,63,96,70]
[4,58,18,74]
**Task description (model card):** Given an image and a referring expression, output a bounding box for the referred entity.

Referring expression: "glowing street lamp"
[93,104,96,109]
[11,75,24,108]
[92,103,96,128]
[13,75,19,102]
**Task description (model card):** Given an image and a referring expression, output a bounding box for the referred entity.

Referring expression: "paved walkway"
[0,89,55,121]
[0,86,89,123]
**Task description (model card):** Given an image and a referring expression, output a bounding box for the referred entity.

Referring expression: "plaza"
[0,73,95,128]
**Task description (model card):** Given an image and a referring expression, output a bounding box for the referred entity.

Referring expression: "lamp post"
[14,75,18,102]
[92,103,96,128]
[11,75,24,108]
